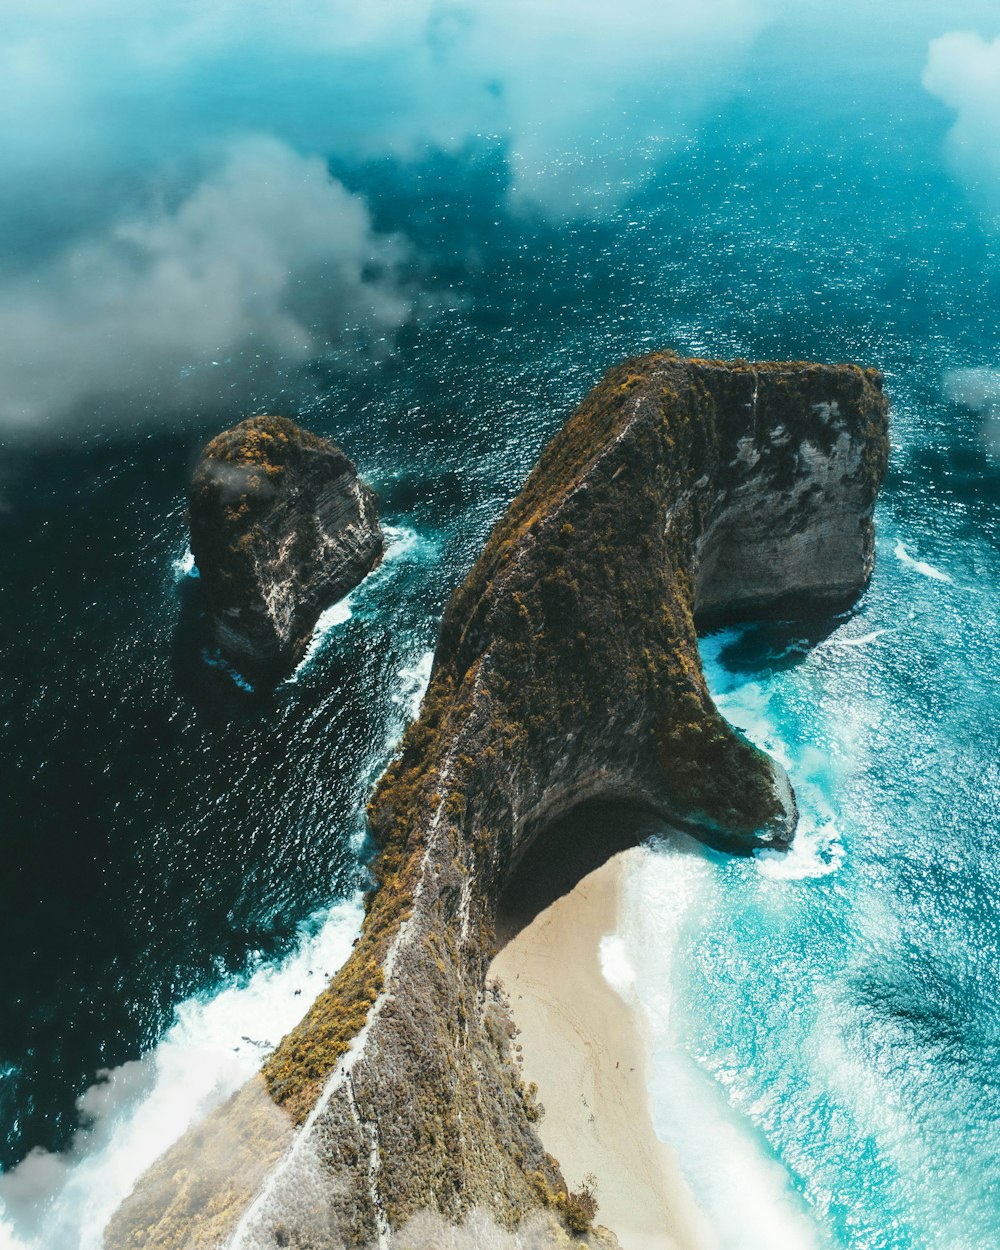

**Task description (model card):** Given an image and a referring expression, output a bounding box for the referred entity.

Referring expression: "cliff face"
[110,356,888,1249]
[189,415,383,682]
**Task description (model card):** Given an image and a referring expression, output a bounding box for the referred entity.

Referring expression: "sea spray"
[171,546,198,581]
[0,895,364,1250]
[287,524,441,684]
[615,843,825,1250]
[290,597,355,676]
[393,649,434,720]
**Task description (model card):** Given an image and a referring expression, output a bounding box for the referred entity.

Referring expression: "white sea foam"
[893,541,953,584]
[380,523,440,565]
[0,895,364,1250]
[755,787,845,882]
[617,846,822,1250]
[392,649,434,721]
[821,627,893,650]
[288,524,440,683]
[597,933,636,998]
[705,670,845,882]
[171,546,198,581]
[290,598,355,677]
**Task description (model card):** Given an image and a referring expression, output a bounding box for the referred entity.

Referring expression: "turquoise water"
[1,2,999,1246]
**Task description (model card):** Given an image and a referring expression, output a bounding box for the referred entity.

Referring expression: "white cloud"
[924,35,1000,455]
[924,31,1000,217]
[0,0,772,429]
[0,136,409,429]
[942,366,1000,454]
[428,0,767,215]
[0,0,768,219]
[943,365,1000,410]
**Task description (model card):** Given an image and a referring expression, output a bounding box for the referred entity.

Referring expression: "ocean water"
[2,2,999,1247]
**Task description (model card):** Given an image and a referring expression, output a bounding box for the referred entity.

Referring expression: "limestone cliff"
[109,355,888,1249]
[189,415,383,682]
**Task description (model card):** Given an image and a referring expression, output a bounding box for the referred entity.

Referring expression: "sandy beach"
[490,825,712,1250]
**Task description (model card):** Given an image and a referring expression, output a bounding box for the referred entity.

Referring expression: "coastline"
[490,840,713,1250]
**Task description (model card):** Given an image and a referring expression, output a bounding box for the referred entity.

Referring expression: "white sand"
[489,849,713,1250]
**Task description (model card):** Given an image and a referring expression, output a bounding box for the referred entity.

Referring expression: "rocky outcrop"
[189,415,383,682]
[111,355,888,1249]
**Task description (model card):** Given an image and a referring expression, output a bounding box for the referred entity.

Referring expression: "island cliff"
[108,354,888,1249]
[189,415,384,682]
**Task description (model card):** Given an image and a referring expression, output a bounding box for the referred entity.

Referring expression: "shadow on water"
[705,612,852,678]
[906,440,1000,521]
[171,574,263,720]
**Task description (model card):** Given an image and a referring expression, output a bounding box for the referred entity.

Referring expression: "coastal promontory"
[110,354,889,1249]
[189,415,383,682]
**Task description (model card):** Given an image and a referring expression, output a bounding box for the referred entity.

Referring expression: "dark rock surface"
[189,415,383,683]
[111,355,888,1249]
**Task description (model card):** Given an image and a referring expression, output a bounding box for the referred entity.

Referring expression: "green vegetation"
[438,351,811,837]
[528,1170,598,1237]
[262,668,465,1120]
[200,413,331,470]
[189,416,337,630]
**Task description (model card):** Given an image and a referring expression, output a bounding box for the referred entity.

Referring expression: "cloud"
[924,37,1000,456]
[923,31,1000,217]
[335,0,770,215]
[943,366,1000,409]
[0,0,768,224]
[0,0,776,431]
[0,136,410,430]
[0,1061,156,1249]
[942,366,1000,454]
[423,0,768,215]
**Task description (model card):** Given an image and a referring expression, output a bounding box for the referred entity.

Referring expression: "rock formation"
[189,415,383,682]
[110,355,888,1249]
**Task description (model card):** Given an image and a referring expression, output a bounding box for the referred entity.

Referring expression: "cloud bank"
[1,0,768,221]
[0,136,409,431]
[942,366,1000,454]
[0,0,773,431]
[0,0,775,432]
[924,31,1000,217]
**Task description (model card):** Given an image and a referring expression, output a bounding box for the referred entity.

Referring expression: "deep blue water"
[1,3,999,1247]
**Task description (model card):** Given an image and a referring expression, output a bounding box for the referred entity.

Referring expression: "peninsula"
[109,354,889,1249]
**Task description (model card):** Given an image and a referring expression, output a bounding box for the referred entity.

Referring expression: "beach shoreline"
[489,841,713,1250]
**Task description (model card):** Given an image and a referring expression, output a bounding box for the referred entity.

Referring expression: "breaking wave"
[0,896,364,1250]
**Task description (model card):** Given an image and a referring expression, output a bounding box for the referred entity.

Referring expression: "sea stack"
[113,355,888,1249]
[189,415,383,683]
